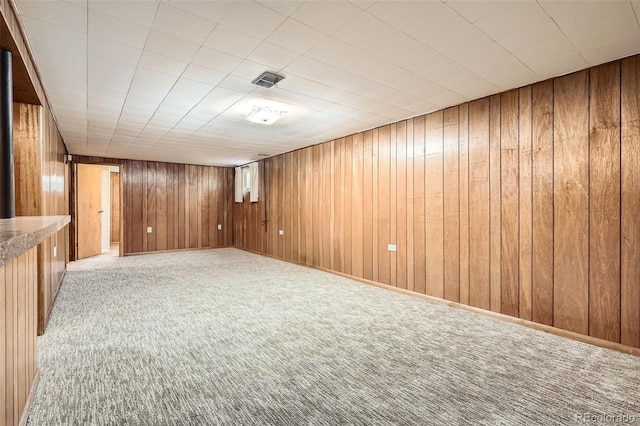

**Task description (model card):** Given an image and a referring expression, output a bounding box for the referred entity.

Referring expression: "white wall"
[100,167,110,253]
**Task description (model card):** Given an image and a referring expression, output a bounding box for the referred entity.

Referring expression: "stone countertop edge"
[0,216,71,266]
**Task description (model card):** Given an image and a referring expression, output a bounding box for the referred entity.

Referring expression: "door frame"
[70,158,125,261]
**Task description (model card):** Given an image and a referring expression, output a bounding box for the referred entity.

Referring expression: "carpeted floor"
[27,248,640,425]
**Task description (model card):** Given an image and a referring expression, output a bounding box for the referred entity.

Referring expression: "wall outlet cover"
[279,229,284,235]
[388,244,397,252]
[147,226,152,233]
[218,224,222,230]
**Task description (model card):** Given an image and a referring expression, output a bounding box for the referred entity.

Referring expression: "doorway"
[75,163,123,259]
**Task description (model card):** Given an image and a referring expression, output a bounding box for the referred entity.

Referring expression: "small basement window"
[242,167,251,193]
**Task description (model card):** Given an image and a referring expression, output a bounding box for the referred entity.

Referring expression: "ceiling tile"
[166,1,229,24]
[219,1,287,39]
[161,79,214,110]
[267,19,326,55]
[472,2,549,39]
[139,51,188,76]
[368,1,468,46]
[332,12,392,50]
[88,35,142,65]
[181,64,227,86]
[230,60,270,81]
[539,0,635,38]
[151,3,214,44]
[88,0,158,28]
[218,75,255,92]
[17,0,87,32]
[145,30,201,62]
[528,52,589,80]
[580,31,640,65]
[191,47,243,74]
[445,0,507,23]
[256,1,302,17]
[203,25,263,58]
[127,68,178,104]
[568,10,639,51]
[89,10,149,49]
[291,1,363,35]
[247,42,299,70]
[21,17,86,52]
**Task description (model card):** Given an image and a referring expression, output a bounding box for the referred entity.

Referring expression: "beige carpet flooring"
[26,248,640,425]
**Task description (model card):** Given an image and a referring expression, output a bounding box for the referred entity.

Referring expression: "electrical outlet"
[147,226,152,233]
[388,244,397,252]
[218,224,222,230]
[279,229,284,235]
[53,246,57,257]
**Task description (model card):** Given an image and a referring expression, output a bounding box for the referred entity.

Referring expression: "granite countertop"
[0,215,71,265]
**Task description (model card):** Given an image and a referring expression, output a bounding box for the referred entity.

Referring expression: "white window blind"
[249,162,259,202]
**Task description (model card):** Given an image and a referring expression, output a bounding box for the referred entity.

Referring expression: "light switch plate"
[388,244,397,252]
[279,229,284,235]
[218,224,222,230]
[147,226,152,233]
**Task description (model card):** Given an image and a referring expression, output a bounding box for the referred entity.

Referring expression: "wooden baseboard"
[236,246,640,357]
[19,370,39,426]
[124,246,235,257]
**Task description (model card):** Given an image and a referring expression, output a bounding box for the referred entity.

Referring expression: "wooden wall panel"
[13,106,69,335]
[389,126,397,287]
[532,81,554,326]
[372,130,379,282]
[553,70,590,335]
[322,143,332,270]
[621,56,640,347]
[235,54,640,349]
[589,62,621,342]
[363,131,374,280]
[343,137,353,276]
[395,122,407,290]
[351,134,364,278]
[406,119,415,292]
[459,104,470,305]
[444,107,460,302]
[331,143,339,270]
[1,248,38,426]
[13,104,41,217]
[304,150,313,265]
[291,153,300,262]
[500,90,519,318]
[378,126,391,285]
[425,112,444,298]
[489,95,502,313]
[146,162,157,252]
[468,99,491,310]
[519,87,533,321]
[413,117,426,294]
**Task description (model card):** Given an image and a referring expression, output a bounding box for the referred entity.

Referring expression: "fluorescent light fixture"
[244,106,287,125]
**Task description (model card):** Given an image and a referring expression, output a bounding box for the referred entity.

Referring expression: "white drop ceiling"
[14,0,640,167]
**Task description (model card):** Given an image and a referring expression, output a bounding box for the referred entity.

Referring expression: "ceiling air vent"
[252,71,285,88]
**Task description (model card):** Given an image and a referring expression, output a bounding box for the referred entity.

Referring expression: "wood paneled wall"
[73,157,234,255]
[13,104,69,334]
[124,161,234,254]
[235,55,640,349]
[0,247,38,426]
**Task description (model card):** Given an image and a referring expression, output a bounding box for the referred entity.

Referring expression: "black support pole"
[0,50,14,219]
